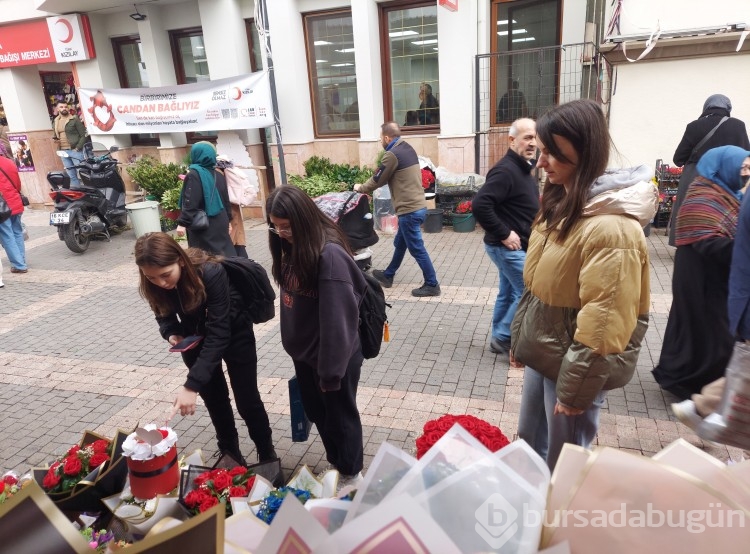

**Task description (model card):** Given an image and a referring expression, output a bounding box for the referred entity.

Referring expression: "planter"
[126,445,180,500]
[163,209,181,221]
[450,213,476,233]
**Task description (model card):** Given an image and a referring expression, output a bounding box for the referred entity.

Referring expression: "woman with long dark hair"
[135,232,275,465]
[513,99,657,469]
[266,185,367,488]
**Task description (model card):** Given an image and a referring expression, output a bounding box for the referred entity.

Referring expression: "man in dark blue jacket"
[472,118,538,354]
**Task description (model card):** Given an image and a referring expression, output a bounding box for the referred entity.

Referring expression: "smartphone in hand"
[169,335,203,353]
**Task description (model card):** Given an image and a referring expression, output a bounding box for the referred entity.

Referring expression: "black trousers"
[183,325,273,458]
[293,352,364,475]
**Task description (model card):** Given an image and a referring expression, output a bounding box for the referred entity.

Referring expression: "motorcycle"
[47,143,128,253]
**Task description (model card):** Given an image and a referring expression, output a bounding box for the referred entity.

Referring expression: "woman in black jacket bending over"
[135,232,275,464]
[267,185,367,489]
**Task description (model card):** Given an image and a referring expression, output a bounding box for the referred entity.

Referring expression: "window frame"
[379,0,440,133]
[490,0,562,126]
[111,34,160,146]
[302,8,360,139]
[169,27,216,145]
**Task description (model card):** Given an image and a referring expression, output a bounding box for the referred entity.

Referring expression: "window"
[380,1,439,130]
[170,28,215,143]
[112,35,159,146]
[303,10,359,137]
[492,0,560,124]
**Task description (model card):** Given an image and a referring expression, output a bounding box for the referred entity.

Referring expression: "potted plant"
[126,156,186,201]
[160,186,183,221]
[451,200,476,233]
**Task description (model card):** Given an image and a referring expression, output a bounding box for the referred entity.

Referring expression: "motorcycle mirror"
[56,150,70,158]
[109,146,119,153]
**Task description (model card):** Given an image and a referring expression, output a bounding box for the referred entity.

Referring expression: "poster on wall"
[7,134,34,172]
[78,72,274,135]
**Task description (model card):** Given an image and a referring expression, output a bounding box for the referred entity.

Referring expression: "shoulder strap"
[691,116,729,159]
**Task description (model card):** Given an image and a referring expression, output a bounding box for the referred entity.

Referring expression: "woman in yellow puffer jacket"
[511,99,658,470]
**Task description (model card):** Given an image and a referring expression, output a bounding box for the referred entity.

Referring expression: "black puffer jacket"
[156,262,247,392]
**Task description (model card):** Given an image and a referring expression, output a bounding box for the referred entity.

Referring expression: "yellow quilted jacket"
[511,169,658,410]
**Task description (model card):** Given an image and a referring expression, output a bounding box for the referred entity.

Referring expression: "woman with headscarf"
[669,94,750,245]
[176,142,235,257]
[653,145,750,400]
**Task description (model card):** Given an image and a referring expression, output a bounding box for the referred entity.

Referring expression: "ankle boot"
[256,441,278,463]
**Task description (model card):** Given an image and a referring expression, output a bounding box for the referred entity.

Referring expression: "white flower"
[122,424,178,461]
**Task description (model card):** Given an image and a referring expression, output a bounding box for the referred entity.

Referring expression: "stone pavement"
[0,210,743,481]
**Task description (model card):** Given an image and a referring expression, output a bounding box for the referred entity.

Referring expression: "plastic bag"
[435,166,485,195]
[373,186,396,232]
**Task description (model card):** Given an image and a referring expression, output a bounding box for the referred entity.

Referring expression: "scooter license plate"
[50,212,71,225]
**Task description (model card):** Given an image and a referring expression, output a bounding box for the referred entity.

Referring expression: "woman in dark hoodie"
[266,185,367,489]
[669,94,750,245]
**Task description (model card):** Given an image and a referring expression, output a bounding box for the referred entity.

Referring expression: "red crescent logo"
[56,19,74,43]
[232,87,242,100]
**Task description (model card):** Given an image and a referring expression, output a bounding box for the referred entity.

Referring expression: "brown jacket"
[511,173,658,410]
[359,138,425,215]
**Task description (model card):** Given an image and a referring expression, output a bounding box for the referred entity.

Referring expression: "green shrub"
[160,186,183,212]
[288,174,347,198]
[126,156,186,200]
[302,155,374,186]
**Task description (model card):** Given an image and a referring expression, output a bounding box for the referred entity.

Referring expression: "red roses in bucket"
[415,414,510,459]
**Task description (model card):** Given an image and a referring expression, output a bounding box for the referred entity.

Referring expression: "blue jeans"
[384,208,438,287]
[484,244,526,342]
[61,149,85,185]
[517,367,607,470]
[0,214,26,270]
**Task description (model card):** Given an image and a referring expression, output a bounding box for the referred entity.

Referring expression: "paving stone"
[0,211,740,480]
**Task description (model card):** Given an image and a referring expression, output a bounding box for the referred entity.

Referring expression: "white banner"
[78,72,274,134]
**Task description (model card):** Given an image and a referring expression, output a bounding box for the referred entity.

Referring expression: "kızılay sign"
[0,14,95,68]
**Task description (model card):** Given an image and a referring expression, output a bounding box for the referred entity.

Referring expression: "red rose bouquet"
[421,167,436,190]
[182,466,256,517]
[0,471,32,504]
[415,414,509,459]
[454,200,472,214]
[42,439,112,493]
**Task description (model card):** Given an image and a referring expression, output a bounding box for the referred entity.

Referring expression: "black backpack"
[359,271,390,358]
[221,258,276,324]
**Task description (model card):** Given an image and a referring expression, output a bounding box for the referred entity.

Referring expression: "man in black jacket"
[669,94,750,245]
[473,118,539,354]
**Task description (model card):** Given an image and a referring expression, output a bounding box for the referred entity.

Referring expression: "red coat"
[0,156,23,215]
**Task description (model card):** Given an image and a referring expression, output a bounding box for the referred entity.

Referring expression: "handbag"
[0,192,10,224]
[189,209,209,231]
[289,376,312,442]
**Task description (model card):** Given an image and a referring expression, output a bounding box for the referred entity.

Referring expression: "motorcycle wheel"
[64,215,90,253]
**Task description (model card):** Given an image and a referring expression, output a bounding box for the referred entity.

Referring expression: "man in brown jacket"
[355,122,440,297]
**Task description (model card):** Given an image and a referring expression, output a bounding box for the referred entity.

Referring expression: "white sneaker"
[671,399,703,432]
[337,472,363,492]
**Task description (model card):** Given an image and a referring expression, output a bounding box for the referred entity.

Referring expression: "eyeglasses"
[268,226,292,236]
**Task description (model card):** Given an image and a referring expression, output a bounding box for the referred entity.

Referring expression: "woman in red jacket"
[0,155,27,274]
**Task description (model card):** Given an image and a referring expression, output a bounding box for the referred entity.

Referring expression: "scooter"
[47,143,128,253]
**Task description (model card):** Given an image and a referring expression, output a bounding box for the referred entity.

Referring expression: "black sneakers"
[371,269,393,288]
[411,283,441,297]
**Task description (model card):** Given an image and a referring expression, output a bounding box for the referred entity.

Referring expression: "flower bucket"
[450,213,476,233]
[127,445,179,500]
[163,209,181,221]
